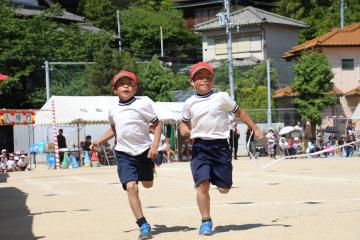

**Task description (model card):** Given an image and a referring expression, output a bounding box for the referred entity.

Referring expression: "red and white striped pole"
[51,100,60,169]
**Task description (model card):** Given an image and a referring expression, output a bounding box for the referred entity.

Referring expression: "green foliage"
[236,86,274,123]
[293,51,337,125]
[78,0,116,31]
[0,2,113,108]
[139,56,176,101]
[275,0,360,42]
[120,5,201,59]
[85,47,139,96]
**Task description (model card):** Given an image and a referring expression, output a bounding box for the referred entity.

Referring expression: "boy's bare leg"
[197,180,211,220]
[141,181,153,188]
[217,187,230,194]
[126,181,144,219]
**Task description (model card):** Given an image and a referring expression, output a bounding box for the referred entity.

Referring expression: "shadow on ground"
[152,224,196,235]
[214,223,291,233]
[0,186,44,239]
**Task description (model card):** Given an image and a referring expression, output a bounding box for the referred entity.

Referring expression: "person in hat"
[180,62,264,236]
[92,69,162,240]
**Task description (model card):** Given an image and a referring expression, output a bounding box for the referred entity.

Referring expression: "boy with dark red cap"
[92,70,162,240]
[180,62,264,235]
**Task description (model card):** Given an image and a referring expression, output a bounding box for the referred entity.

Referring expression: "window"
[215,38,227,55]
[234,35,262,53]
[250,35,262,51]
[341,59,354,70]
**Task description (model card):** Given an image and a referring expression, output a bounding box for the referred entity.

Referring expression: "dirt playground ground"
[1,157,360,240]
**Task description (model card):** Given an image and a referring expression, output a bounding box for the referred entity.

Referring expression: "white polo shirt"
[109,97,158,156]
[182,90,239,140]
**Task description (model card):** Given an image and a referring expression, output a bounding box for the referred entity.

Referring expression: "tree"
[236,86,274,123]
[120,5,201,60]
[275,0,360,42]
[293,51,337,125]
[139,55,176,101]
[0,2,113,108]
[85,47,139,96]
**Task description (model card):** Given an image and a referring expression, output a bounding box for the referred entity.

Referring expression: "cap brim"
[113,73,136,86]
[190,66,213,80]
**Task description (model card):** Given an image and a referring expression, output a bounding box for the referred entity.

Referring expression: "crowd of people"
[266,126,357,159]
[0,149,29,172]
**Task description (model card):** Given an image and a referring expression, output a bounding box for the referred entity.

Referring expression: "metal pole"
[160,26,164,58]
[45,60,50,100]
[224,0,235,100]
[116,10,122,51]
[340,0,344,29]
[266,60,272,126]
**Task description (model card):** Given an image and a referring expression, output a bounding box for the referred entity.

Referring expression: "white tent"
[351,104,360,120]
[35,96,183,125]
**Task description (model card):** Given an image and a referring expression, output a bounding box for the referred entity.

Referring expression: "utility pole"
[45,60,50,100]
[266,60,272,126]
[340,0,344,29]
[224,0,235,100]
[116,10,122,51]
[160,26,164,58]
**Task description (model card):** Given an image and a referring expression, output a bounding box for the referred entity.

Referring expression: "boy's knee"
[217,187,230,194]
[141,181,153,188]
[197,180,210,193]
[126,181,138,193]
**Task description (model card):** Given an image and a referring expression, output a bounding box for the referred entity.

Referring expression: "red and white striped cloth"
[51,100,60,169]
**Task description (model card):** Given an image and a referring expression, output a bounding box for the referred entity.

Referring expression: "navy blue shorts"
[114,149,154,190]
[191,138,232,189]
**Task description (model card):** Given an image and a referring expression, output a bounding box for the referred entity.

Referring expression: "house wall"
[322,47,360,93]
[264,24,299,85]
[322,47,360,119]
[201,25,265,62]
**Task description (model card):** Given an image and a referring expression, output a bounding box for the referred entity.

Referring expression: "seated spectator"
[293,137,303,154]
[181,138,193,161]
[6,154,16,172]
[0,155,7,172]
[267,138,276,158]
[82,135,92,152]
[163,138,175,163]
[16,155,28,171]
[279,136,289,157]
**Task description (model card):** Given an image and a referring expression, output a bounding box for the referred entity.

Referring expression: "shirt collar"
[195,90,214,98]
[118,96,136,106]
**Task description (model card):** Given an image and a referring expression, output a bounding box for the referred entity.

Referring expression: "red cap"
[112,70,138,87]
[189,62,214,81]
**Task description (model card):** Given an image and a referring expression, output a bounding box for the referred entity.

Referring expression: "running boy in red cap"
[180,62,264,235]
[92,70,161,240]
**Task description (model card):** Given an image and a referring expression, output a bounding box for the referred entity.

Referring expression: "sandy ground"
[1,157,360,240]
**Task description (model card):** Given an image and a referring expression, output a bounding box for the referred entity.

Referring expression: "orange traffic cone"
[91,150,100,167]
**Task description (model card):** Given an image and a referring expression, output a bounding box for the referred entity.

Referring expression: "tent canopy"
[35,96,183,126]
[351,104,360,120]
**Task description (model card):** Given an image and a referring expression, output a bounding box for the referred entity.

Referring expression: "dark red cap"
[112,70,138,87]
[189,62,214,81]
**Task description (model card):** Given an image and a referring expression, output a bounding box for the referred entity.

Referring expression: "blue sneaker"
[139,223,151,240]
[199,220,213,235]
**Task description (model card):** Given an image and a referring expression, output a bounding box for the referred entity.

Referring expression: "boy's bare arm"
[148,120,162,160]
[180,121,191,138]
[235,108,264,139]
[91,127,116,149]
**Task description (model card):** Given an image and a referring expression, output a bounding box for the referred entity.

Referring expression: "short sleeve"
[221,92,239,113]
[141,98,158,123]
[182,101,191,122]
[108,109,115,126]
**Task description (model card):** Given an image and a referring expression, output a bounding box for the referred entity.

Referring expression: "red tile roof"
[273,86,343,99]
[284,23,360,59]
[344,86,360,97]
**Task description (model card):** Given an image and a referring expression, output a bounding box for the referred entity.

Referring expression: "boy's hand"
[180,122,191,138]
[254,129,265,139]
[147,145,158,160]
